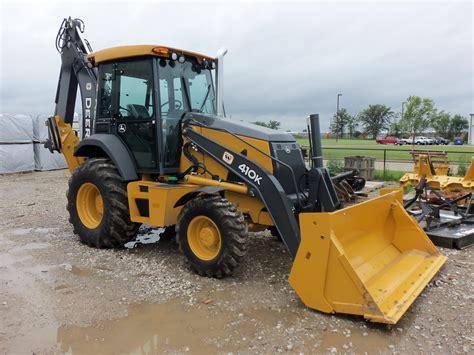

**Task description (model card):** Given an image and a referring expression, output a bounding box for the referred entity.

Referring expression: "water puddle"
[319,323,393,352]
[0,227,58,237]
[56,298,231,354]
[7,289,402,353]
[6,228,32,236]
[54,296,396,353]
[70,265,94,277]
[9,242,50,253]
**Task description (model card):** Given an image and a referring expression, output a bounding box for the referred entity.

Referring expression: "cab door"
[114,59,158,171]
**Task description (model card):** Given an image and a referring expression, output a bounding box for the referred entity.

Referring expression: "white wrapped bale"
[0,114,34,143]
[33,113,82,142]
[33,143,67,171]
[33,115,50,142]
[0,143,34,173]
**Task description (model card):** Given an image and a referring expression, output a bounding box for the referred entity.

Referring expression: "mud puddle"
[69,265,95,277]
[319,322,395,352]
[56,298,231,354]
[54,293,400,354]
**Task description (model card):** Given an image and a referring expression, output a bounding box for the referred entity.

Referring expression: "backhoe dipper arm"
[47,17,97,153]
[183,125,301,258]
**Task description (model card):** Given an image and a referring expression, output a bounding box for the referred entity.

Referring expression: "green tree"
[399,96,436,140]
[431,111,451,137]
[253,120,281,130]
[346,114,359,139]
[358,104,394,139]
[448,114,469,140]
[389,119,403,138]
[267,120,281,130]
[330,108,352,138]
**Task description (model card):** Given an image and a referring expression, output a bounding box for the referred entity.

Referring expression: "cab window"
[117,60,154,119]
[157,57,216,169]
[188,71,215,114]
[97,63,114,118]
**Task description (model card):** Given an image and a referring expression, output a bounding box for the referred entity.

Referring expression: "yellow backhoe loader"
[46,17,446,324]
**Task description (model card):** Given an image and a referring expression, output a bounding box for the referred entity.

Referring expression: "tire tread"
[177,195,248,278]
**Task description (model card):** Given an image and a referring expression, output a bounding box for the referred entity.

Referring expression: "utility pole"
[336,93,342,142]
[470,113,474,145]
[401,101,406,140]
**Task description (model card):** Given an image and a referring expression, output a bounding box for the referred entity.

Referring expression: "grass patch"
[372,169,406,181]
[456,155,471,176]
[326,159,344,176]
[296,138,473,162]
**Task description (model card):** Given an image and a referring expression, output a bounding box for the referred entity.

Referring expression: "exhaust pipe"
[216,47,228,117]
[309,114,323,168]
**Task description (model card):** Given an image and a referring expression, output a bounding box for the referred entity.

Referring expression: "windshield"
[157,58,216,115]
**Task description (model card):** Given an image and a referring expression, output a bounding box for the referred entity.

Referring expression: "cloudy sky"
[0,0,472,131]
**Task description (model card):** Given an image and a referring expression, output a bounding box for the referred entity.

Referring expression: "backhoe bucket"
[289,191,447,324]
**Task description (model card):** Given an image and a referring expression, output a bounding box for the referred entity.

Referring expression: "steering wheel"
[161,99,182,110]
[118,105,131,117]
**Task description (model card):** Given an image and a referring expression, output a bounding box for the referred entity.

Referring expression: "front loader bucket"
[289,191,447,324]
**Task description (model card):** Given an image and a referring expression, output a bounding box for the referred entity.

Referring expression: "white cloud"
[0,0,472,132]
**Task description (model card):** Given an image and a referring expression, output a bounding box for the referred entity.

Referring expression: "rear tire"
[177,195,248,278]
[67,158,140,248]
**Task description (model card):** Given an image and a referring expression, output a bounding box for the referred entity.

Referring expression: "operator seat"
[127,104,150,119]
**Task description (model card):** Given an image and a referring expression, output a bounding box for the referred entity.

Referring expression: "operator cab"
[90,45,217,175]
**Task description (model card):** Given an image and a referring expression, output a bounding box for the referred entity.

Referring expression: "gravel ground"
[0,170,472,354]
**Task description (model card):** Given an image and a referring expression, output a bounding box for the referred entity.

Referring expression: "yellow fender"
[289,191,447,324]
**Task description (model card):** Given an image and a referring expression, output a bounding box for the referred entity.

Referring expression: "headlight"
[171,52,178,61]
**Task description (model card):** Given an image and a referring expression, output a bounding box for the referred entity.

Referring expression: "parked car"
[434,137,449,145]
[419,136,435,145]
[453,137,464,145]
[398,136,430,145]
[376,136,400,145]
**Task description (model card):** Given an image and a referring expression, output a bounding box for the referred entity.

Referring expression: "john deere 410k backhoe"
[46,17,446,324]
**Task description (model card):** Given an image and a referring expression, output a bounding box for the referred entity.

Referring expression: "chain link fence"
[302,145,473,180]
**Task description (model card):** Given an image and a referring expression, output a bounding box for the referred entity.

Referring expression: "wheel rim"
[187,216,222,261]
[76,182,104,229]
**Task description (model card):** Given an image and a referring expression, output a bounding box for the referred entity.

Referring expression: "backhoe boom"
[47,17,97,153]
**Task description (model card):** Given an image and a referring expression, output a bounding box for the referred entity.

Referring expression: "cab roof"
[87,45,215,66]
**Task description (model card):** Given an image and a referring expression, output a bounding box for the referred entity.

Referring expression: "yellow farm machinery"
[400,151,474,192]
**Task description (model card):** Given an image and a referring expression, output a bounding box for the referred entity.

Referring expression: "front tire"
[67,158,140,248]
[177,195,248,278]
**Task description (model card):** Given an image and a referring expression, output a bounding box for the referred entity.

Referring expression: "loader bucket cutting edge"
[289,191,447,324]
